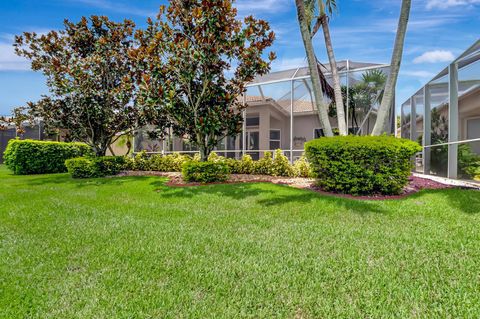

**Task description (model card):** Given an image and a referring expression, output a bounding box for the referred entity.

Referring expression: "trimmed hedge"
[305,136,422,195]
[182,161,230,183]
[4,139,92,175]
[65,156,127,179]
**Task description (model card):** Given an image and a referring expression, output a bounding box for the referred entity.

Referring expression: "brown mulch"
[118,171,455,200]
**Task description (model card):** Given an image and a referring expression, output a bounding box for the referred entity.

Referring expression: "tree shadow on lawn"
[23,174,156,188]
[154,181,480,215]
[153,181,388,214]
[255,185,389,214]
[408,188,480,214]
[152,181,277,201]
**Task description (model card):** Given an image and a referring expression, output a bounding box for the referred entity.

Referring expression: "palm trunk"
[320,14,347,136]
[295,0,333,137]
[372,0,411,136]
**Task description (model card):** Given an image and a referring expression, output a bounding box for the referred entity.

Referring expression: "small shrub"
[272,149,294,177]
[305,136,422,195]
[224,158,241,174]
[129,152,192,172]
[293,155,313,178]
[66,156,126,178]
[133,151,151,171]
[182,161,230,183]
[254,151,274,175]
[94,156,126,176]
[168,153,192,171]
[458,144,480,179]
[65,157,98,178]
[207,152,225,163]
[4,139,92,175]
[235,155,254,174]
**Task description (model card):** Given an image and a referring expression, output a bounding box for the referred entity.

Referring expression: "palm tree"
[295,0,334,137]
[372,0,412,135]
[307,0,347,136]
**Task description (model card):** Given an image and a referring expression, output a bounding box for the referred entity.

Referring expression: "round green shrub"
[65,156,127,178]
[4,139,92,175]
[182,161,230,183]
[94,156,126,176]
[305,136,422,195]
[65,157,98,178]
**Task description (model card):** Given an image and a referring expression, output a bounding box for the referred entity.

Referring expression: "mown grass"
[1,165,480,318]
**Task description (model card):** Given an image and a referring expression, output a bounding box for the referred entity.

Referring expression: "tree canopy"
[132,0,276,160]
[15,16,140,156]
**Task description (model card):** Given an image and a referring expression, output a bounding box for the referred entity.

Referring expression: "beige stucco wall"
[414,87,480,142]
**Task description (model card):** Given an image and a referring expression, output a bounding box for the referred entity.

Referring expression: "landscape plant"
[305,135,422,195]
[271,149,294,177]
[133,0,276,161]
[4,139,91,175]
[182,161,230,183]
[14,16,140,156]
[65,156,126,178]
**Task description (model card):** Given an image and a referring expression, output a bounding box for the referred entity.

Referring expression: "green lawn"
[1,165,480,318]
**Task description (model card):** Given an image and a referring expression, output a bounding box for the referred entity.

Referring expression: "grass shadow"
[409,188,480,214]
[23,174,154,188]
[152,181,276,201]
[255,185,388,214]
[153,181,388,214]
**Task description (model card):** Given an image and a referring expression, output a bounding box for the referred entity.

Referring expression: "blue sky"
[0,0,479,116]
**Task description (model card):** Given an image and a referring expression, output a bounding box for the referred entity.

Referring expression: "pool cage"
[134,60,393,161]
[401,39,480,182]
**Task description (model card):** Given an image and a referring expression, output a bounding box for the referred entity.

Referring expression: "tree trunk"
[295,0,333,137]
[92,141,109,157]
[372,0,411,136]
[199,145,209,162]
[321,15,347,136]
[108,145,116,156]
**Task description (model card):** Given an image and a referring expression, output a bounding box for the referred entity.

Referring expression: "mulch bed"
[118,171,460,200]
[307,176,453,201]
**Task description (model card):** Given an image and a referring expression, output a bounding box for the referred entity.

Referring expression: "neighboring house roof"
[245,95,319,114]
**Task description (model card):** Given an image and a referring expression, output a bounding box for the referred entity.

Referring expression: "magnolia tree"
[14,16,139,156]
[132,0,276,161]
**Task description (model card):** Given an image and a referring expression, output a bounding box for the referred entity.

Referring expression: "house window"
[270,129,281,150]
[246,117,260,127]
[313,128,324,139]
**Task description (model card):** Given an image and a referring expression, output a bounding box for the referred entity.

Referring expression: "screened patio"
[134,60,393,161]
[401,39,480,182]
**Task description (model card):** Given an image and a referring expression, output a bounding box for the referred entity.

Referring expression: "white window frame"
[269,129,281,150]
[463,116,480,140]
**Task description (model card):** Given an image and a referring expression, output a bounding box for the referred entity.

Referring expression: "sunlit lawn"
[1,165,480,318]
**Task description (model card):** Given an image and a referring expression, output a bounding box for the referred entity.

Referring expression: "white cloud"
[271,57,306,71]
[402,70,436,78]
[235,0,291,14]
[426,0,480,9]
[69,0,156,17]
[413,50,455,64]
[0,43,30,71]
